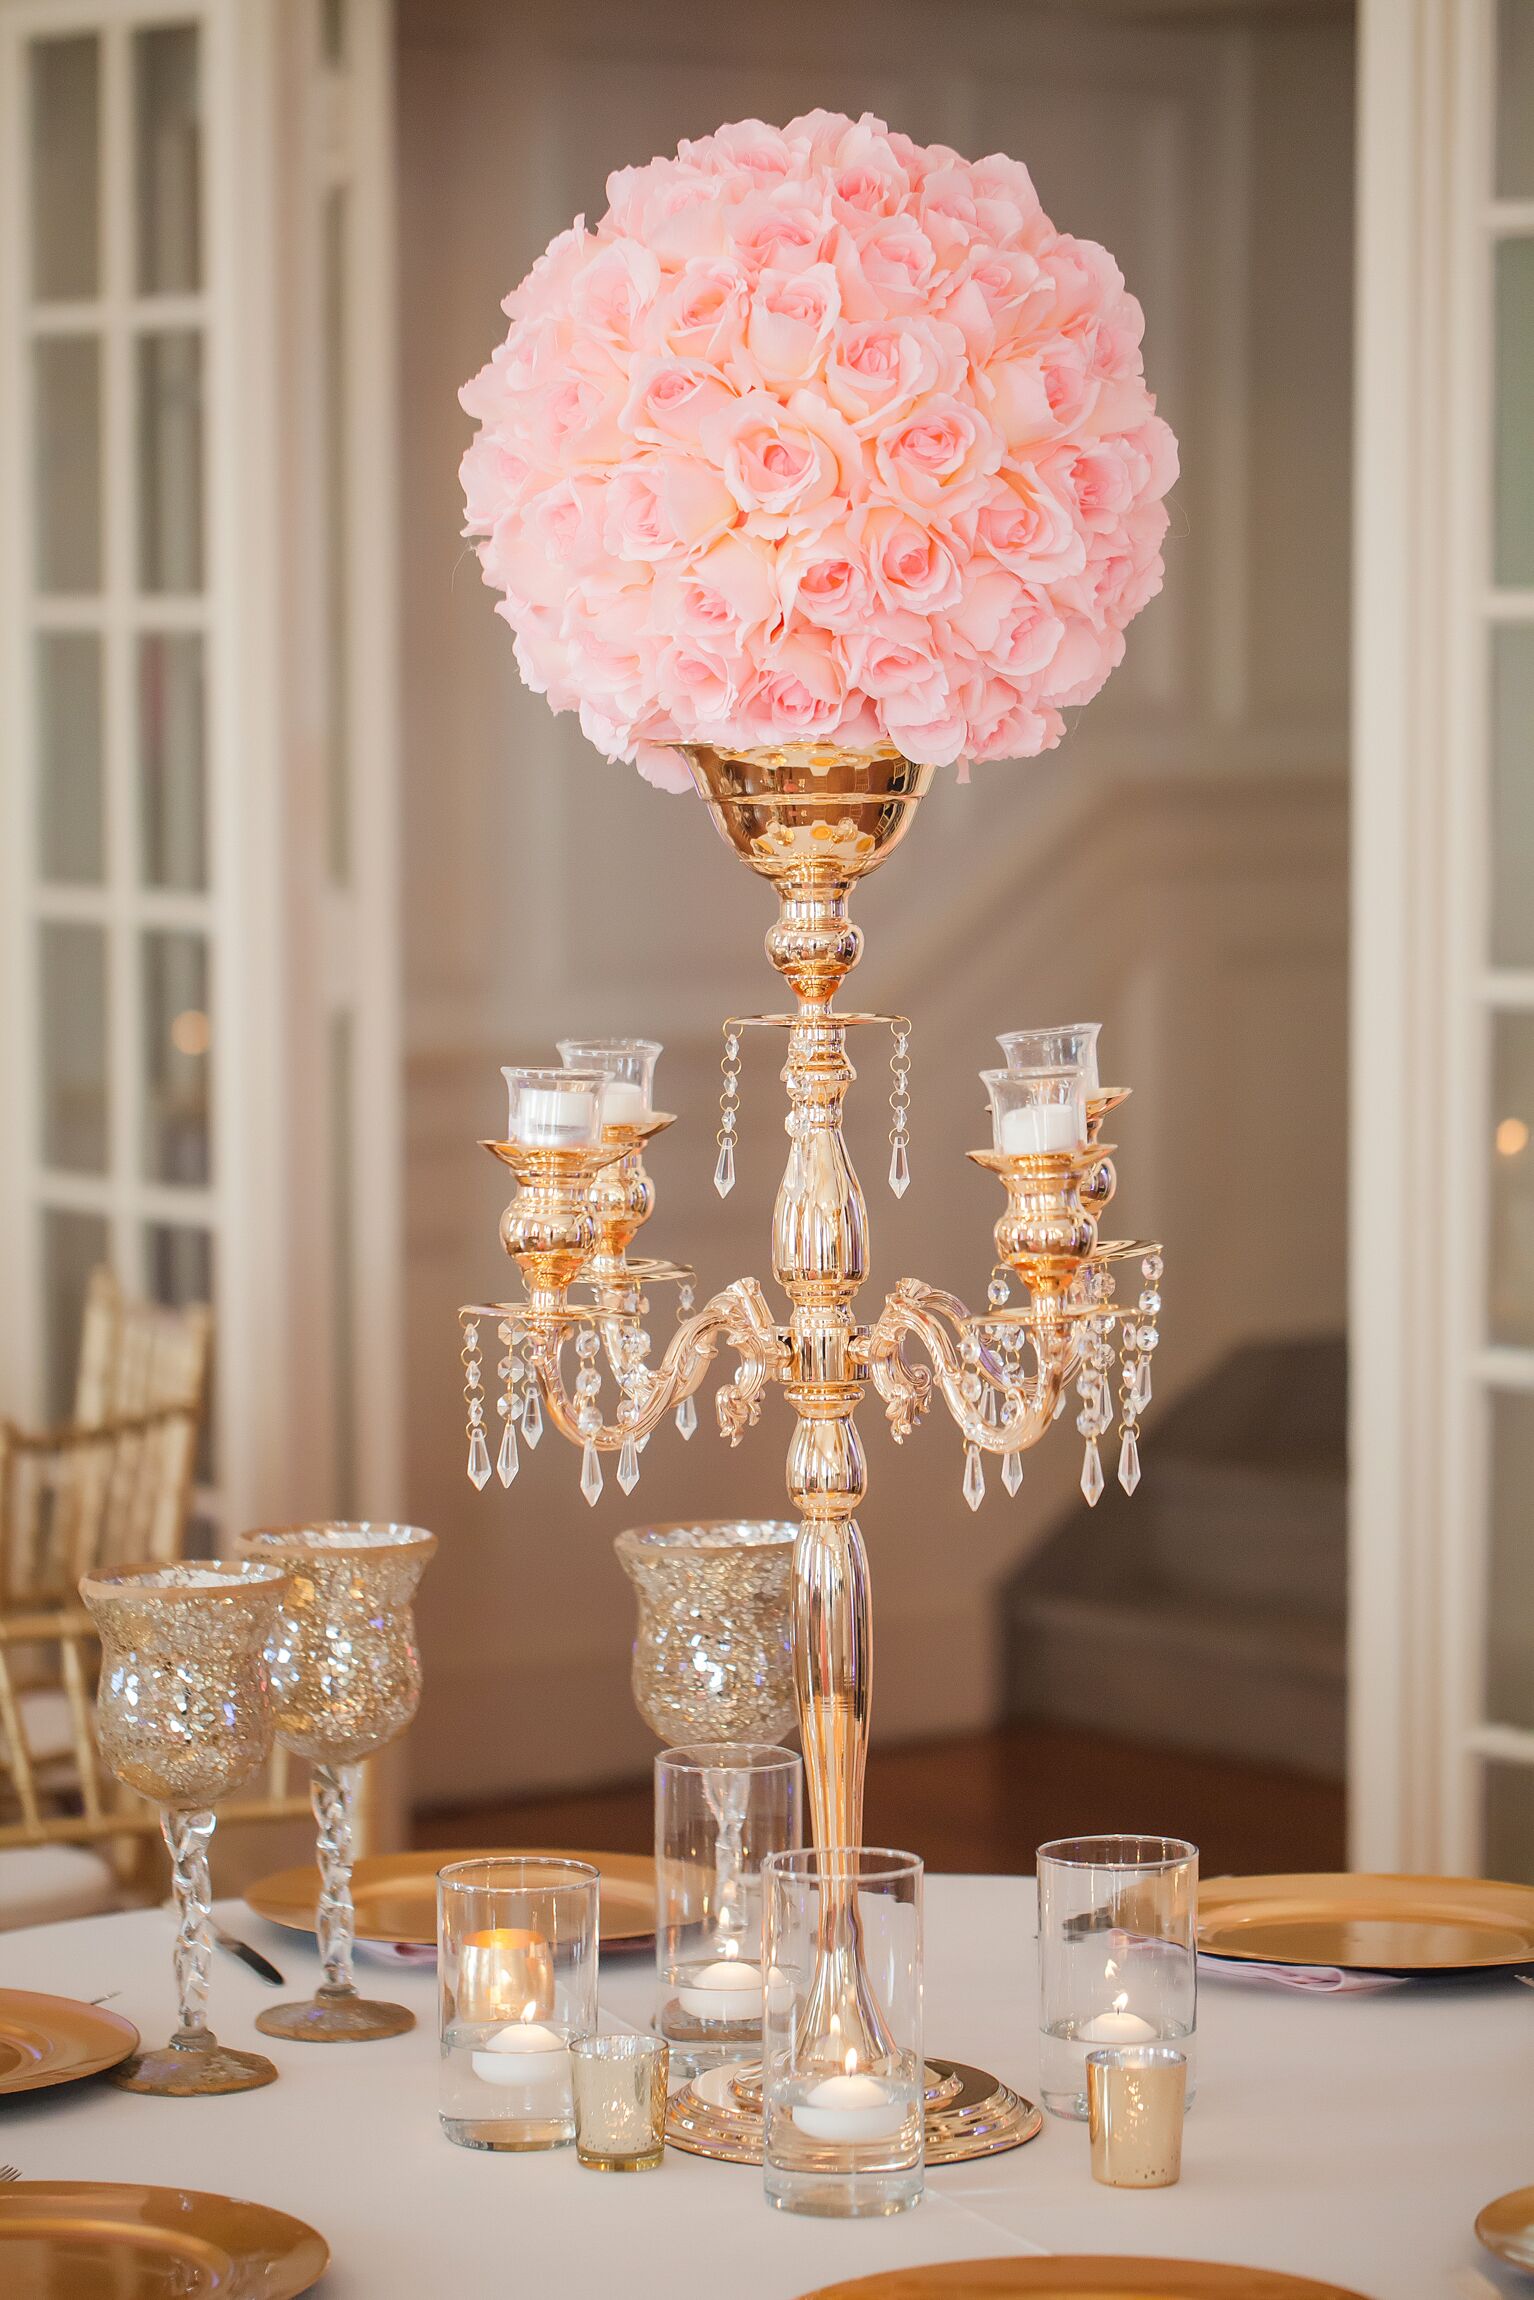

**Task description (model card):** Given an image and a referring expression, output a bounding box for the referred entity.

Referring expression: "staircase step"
[1004,1590,1345,1780]
[1140,1458,1346,1612]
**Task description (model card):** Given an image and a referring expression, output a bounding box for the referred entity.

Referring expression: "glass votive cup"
[500,1064,608,1149]
[557,1037,662,1127]
[982,1066,1087,1156]
[761,1847,924,2220]
[1036,1834,1198,2122]
[655,1742,802,2072]
[571,2034,669,2171]
[1087,2044,1187,2187]
[997,1023,1102,1092]
[437,1856,598,2152]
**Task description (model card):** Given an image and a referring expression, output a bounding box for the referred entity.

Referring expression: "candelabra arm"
[864,1278,1067,1453]
[525,1277,784,1452]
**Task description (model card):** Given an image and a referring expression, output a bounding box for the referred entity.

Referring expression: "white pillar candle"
[677,1959,764,2021]
[600,1079,649,1125]
[515,1086,595,1146]
[792,2072,908,2142]
[999,1104,1082,1155]
[470,2021,570,2089]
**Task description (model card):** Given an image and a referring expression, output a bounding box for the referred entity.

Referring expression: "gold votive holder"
[1086,2044,1187,2187]
[570,2035,669,2171]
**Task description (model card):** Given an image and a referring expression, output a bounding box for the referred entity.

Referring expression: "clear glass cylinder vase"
[1036,1833,1198,2121]
[655,1742,802,2070]
[761,1847,924,2220]
[437,1856,598,2152]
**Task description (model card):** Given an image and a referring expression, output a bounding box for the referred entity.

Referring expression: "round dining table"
[1,1874,1529,2298]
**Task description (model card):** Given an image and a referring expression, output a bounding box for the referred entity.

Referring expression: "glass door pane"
[34,337,102,592]
[38,922,109,1173]
[37,632,104,884]
[138,633,207,889]
[134,25,201,294]
[30,36,99,301]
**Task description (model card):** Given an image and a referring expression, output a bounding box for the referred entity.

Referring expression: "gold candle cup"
[1086,2044,1187,2187]
[457,1929,555,2026]
[571,2035,670,2171]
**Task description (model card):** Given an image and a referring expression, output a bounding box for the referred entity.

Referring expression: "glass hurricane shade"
[557,1038,662,1125]
[996,1024,1102,1092]
[981,1066,1088,1156]
[501,1065,609,1149]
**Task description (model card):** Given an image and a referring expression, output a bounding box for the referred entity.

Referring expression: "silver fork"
[0,2166,20,2183]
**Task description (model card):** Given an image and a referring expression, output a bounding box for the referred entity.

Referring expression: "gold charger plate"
[802,2260,1373,2299]
[1477,2185,1534,2272]
[246,1846,657,1948]
[1196,1872,1534,1972]
[0,2182,328,2298]
[0,1990,139,2095]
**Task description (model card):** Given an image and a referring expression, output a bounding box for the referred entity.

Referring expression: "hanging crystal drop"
[521,1384,543,1448]
[496,1418,519,1488]
[1133,1359,1152,1412]
[675,1393,698,1441]
[962,1443,985,1512]
[617,1436,640,1495]
[888,1136,910,1198]
[1080,1438,1104,1507]
[467,1427,492,1490]
[1002,1447,1024,1497]
[580,1441,604,1507]
[1117,1428,1141,1495]
[714,1138,736,1198]
[1054,1390,1068,1421]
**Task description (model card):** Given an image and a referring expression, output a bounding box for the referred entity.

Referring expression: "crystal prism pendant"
[1132,1360,1153,1412]
[1117,1429,1141,1495]
[496,1419,519,1488]
[521,1384,543,1448]
[714,1139,736,1198]
[1081,1438,1104,1507]
[1053,1391,1067,1421]
[580,1440,604,1507]
[888,1137,910,1197]
[467,1428,492,1490]
[617,1436,640,1494]
[962,1442,985,1512]
[675,1393,698,1441]
[1002,1446,1024,1496]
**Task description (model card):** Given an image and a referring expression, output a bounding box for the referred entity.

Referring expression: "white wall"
[396,0,1354,1804]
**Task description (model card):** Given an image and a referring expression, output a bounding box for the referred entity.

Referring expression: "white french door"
[0,0,402,1540]
[1352,0,1534,1876]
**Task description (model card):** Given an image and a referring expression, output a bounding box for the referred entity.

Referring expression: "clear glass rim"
[556,1038,663,1062]
[500,1064,608,1091]
[614,1518,797,1558]
[437,1855,600,1897]
[79,1558,288,1601]
[1036,1834,1198,1872]
[656,1741,801,1776]
[997,1023,1102,1047]
[763,1845,922,1886]
[239,1521,436,1558]
[1085,2043,1189,2072]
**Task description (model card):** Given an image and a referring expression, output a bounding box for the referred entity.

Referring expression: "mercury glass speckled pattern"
[239,1523,436,1764]
[614,1521,795,1743]
[81,1561,287,1808]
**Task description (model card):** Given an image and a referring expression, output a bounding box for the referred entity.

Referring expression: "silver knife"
[212,1927,284,1986]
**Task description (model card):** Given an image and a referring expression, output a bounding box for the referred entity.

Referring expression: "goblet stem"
[703,1766,751,1952]
[163,1806,216,2046]
[313,1760,360,1999]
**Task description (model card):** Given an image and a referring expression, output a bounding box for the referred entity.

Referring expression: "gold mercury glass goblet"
[237,1522,437,2041]
[80,1560,290,2095]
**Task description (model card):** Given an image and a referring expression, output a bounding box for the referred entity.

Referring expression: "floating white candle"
[677,1959,764,2021]
[1080,1993,1156,2045]
[999,1103,1082,1155]
[470,2020,570,2089]
[600,1079,649,1125]
[792,2071,907,2143]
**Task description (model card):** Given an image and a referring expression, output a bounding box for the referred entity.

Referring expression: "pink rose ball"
[460,111,1176,781]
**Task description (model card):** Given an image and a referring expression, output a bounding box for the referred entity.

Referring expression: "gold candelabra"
[458,744,1162,2164]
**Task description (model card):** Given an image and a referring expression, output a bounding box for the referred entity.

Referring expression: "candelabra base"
[664,2055,1041,2166]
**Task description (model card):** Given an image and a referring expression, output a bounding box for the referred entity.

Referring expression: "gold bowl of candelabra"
[459,744,1162,2171]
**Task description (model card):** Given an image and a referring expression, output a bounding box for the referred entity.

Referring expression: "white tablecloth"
[0,1876,1528,2298]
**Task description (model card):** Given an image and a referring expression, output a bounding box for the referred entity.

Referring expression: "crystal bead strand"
[496,1320,521,1487]
[673,1281,699,1438]
[462,1319,491,1489]
[888,1020,912,1198]
[1075,1310,1115,1507]
[714,1028,741,1198]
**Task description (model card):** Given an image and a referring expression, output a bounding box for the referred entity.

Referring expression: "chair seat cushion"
[0,1844,120,1931]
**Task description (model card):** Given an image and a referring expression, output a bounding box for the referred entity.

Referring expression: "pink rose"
[651,531,779,647]
[568,238,662,342]
[940,249,1048,362]
[856,502,965,616]
[519,340,629,469]
[823,318,964,435]
[740,264,842,388]
[459,434,540,532]
[655,637,741,731]
[741,627,847,741]
[702,390,860,535]
[648,260,752,363]
[635,741,696,793]
[844,616,947,705]
[966,473,1086,583]
[502,222,590,324]
[700,120,800,183]
[601,456,737,562]
[727,188,830,276]
[873,393,1002,516]
[619,358,737,451]
[839,212,939,311]
[778,522,871,631]
[970,154,1046,249]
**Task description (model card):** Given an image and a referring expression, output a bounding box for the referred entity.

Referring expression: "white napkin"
[1197,1953,1406,1994]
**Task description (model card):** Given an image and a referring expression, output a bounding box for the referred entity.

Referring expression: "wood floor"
[415,1722,1345,1876]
